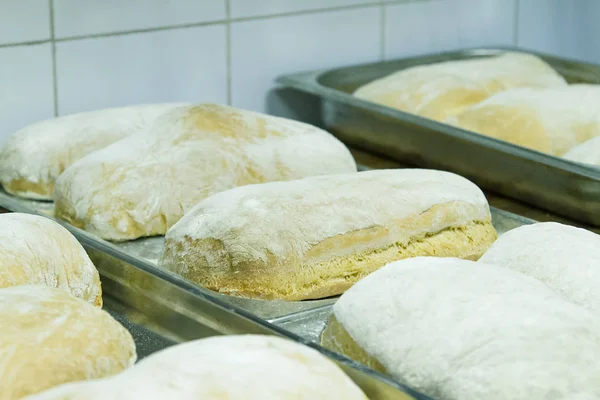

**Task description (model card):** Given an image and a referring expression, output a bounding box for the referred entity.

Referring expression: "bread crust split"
[160,169,497,300]
[0,103,185,200]
[53,103,356,241]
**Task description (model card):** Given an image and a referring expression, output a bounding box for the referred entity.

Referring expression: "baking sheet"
[276,46,600,226]
[1,205,429,400]
[270,207,535,342]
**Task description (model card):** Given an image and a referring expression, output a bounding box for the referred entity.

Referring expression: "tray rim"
[275,45,600,181]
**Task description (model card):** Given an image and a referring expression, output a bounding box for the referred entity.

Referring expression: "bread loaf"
[0,285,136,399]
[0,213,101,306]
[563,136,600,166]
[0,103,185,200]
[479,222,600,314]
[321,257,600,400]
[24,335,366,400]
[446,85,600,155]
[53,104,356,241]
[353,52,566,122]
[160,169,497,300]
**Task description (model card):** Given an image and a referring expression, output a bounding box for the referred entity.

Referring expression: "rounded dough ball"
[0,213,102,306]
[0,285,136,399]
[24,335,366,400]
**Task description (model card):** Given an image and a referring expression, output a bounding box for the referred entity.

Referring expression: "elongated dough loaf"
[160,169,497,300]
[479,222,600,314]
[0,213,101,306]
[0,103,185,200]
[25,335,366,400]
[446,84,600,155]
[54,104,356,241]
[354,52,566,122]
[563,136,600,165]
[322,257,600,400]
[0,285,136,399]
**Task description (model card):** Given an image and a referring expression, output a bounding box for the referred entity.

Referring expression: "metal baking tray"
[276,46,600,226]
[0,205,432,400]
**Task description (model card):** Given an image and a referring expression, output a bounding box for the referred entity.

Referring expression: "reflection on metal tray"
[276,46,600,226]
[270,206,535,342]
[0,199,431,400]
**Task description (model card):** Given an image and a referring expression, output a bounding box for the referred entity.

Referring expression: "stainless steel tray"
[276,46,600,226]
[0,205,431,400]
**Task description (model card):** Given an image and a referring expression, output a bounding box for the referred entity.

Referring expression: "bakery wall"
[0,0,597,142]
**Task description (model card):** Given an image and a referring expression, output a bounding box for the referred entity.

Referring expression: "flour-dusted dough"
[446,84,600,155]
[0,285,136,399]
[0,213,101,306]
[563,136,600,166]
[479,222,600,314]
[54,103,356,241]
[322,257,600,400]
[25,335,367,400]
[160,169,497,300]
[354,52,566,122]
[0,103,185,200]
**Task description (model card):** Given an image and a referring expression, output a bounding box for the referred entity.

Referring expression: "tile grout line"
[2,2,388,48]
[49,0,59,117]
[380,1,386,61]
[225,0,232,106]
[513,0,520,46]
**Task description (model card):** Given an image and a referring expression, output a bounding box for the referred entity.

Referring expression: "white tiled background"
[0,0,597,141]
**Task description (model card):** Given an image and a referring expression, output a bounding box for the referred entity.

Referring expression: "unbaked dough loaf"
[354,52,566,122]
[24,335,366,400]
[160,169,497,300]
[0,285,136,399]
[0,213,101,306]
[54,103,356,241]
[479,222,600,314]
[0,103,185,200]
[563,136,600,166]
[446,84,600,155]
[321,257,600,400]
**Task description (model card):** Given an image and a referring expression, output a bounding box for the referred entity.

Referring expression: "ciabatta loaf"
[0,285,136,399]
[0,103,185,199]
[354,52,566,122]
[0,213,101,306]
[563,136,600,166]
[54,104,356,241]
[25,335,366,400]
[479,222,600,314]
[446,84,600,155]
[322,257,600,400]
[160,169,497,300]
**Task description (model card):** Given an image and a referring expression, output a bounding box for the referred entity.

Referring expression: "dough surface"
[24,335,366,400]
[354,52,566,122]
[54,103,356,241]
[322,257,600,400]
[0,285,136,399]
[446,84,600,155]
[479,222,600,314]
[160,169,496,300]
[563,136,600,166]
[0,213,101,306]
[0,103,184,200]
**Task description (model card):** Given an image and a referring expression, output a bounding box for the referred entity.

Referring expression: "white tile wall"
[0,44,54,141]
[0,0,598,142]
[384,0,516,59]
[0,0,50,45]
[517,0,600,63]
[229,0,378,19]
[55,25,228,115]
[230,7,381,113]
[53,0,226,38]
